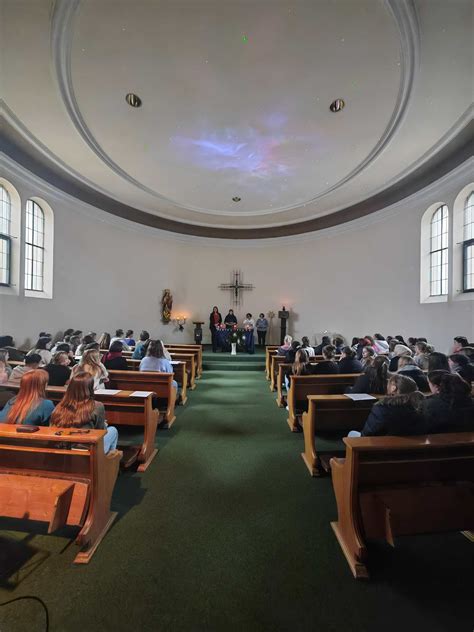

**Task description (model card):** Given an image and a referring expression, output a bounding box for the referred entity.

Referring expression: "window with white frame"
[429,204,449,297]
[463,191,474,292]
[0,185,12,286]
[25,199,45,292]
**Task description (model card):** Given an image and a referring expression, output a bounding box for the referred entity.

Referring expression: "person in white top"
[110,328,131,351]
[301,336,315,357]
[27,337,52,367]
[243,313,255,354]
[71,349,109,390]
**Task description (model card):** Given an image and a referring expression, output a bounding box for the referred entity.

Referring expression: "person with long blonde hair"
[50,372,118,453]
[0,369,54,425]
[71,349,108,390]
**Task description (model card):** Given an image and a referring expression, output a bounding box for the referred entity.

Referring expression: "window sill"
[420,295,448,304]
[25,289,53,300]
[452,291,474,302]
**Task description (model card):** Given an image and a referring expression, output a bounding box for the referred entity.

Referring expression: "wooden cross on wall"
[219,270,254,306]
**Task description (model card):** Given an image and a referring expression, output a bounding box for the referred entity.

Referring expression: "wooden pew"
[0,423,121,563]
[276,363,361,407]
[287,374,362,430]
[108,370,178,426]
[167,345,203,377]
[1,384,159,472]
[265,347,279,379]
[269,354,339,392]
[120,360,188,404]
[124,356,195,392]
[301,395,379,476]
[330,432,474,579]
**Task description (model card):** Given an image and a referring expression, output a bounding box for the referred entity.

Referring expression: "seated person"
[284,348,312,394]
[338,347,363,374]
[27,336,52,367]
[373,334,389,354]
[0,369,54,425]
[423,370,473,433]
[110,329,130,351]
[45,351,72,386]
[311,345,339,374]
[452,336,469,353]
[139,340,178,390]
[413,340,430,370]
[427,351,450,372]
[277,335,293,355]
[285,340,301,364]
[459,346,474,362]
[360,345,376,368]
[332,336,344,354]
[132,331,150,359]
[50,372,119,454]
[224,309,238,328]
[448,353,474,383]
[71,349,109,390]
[0,359,9,384]
[301,336,315,357]
[75,334,95,357]
[397,355,429,391]
[314,335,331,356]
[0,335,25,361]
[0,349,12,377]
[347,355,389,394]
[388,344,412,372]
[124,329,136,346]
[97,332,111,350]
[10,353,43,383]
[102,341,129,371]
[357,374,425,437]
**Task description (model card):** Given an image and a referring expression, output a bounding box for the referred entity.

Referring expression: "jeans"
[104,425,119,453]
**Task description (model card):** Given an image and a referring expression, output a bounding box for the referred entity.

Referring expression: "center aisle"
[2,350,471,631]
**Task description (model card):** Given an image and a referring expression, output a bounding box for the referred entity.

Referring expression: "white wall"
[0,159,473,353]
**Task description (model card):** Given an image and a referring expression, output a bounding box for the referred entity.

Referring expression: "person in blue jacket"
[0,369,54,426]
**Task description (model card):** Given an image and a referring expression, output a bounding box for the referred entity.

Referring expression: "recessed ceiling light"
[126,93,142,108]
[232,196,241,202]
[329,98,345,113]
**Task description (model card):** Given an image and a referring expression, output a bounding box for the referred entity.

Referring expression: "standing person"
[50,372,119,454]
[224,309,238,327]
[71,349,109,390]
[243,313,255,354]
[132,331,150,360]
[0,369,54,426]
[209,306,222,353]
[255,313,269,347]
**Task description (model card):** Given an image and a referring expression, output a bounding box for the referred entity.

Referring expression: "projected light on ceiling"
[171,112,320,185]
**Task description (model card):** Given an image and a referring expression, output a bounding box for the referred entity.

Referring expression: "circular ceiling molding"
[50,0,419,222]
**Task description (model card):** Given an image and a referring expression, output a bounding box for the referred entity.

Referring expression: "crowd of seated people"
[278,332,473,438]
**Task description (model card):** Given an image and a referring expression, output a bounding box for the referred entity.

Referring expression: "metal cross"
[219,270,254,305]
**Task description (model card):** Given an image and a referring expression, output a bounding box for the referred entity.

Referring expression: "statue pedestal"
[278,308,290,345]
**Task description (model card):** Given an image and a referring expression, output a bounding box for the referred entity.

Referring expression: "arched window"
[0,185,12,286]
[429,204,449,297]
[25,199,45,292]
[462,191,474,292]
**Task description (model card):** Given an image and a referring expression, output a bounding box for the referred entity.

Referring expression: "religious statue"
[161,289,173,323]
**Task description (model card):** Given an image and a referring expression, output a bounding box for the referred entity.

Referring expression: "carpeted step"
[203,361,265,371]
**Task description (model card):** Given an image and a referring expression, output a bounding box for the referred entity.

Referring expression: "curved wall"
[0,158,473,352]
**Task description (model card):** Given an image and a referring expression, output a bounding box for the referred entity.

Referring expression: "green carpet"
[1,360,472,632]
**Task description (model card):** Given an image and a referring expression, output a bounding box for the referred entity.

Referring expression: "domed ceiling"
[1,0,473,238]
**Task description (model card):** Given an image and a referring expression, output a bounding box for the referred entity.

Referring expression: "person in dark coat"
[224,309,238,327]
[102,341,129,371]
[448,354,474,384]
[0,335,25,361]
[209,306,222,352]
[285,340,301,364]
[338,347,363,374]
[397,355,429,391]
[427,351,450,373]
[347,355,389,394]
[314,336,331,356]
[360,374,425,437]
[311,345,339,374]
[423,371,474,433]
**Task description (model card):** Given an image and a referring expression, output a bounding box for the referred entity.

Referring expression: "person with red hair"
[0,369,54,425]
